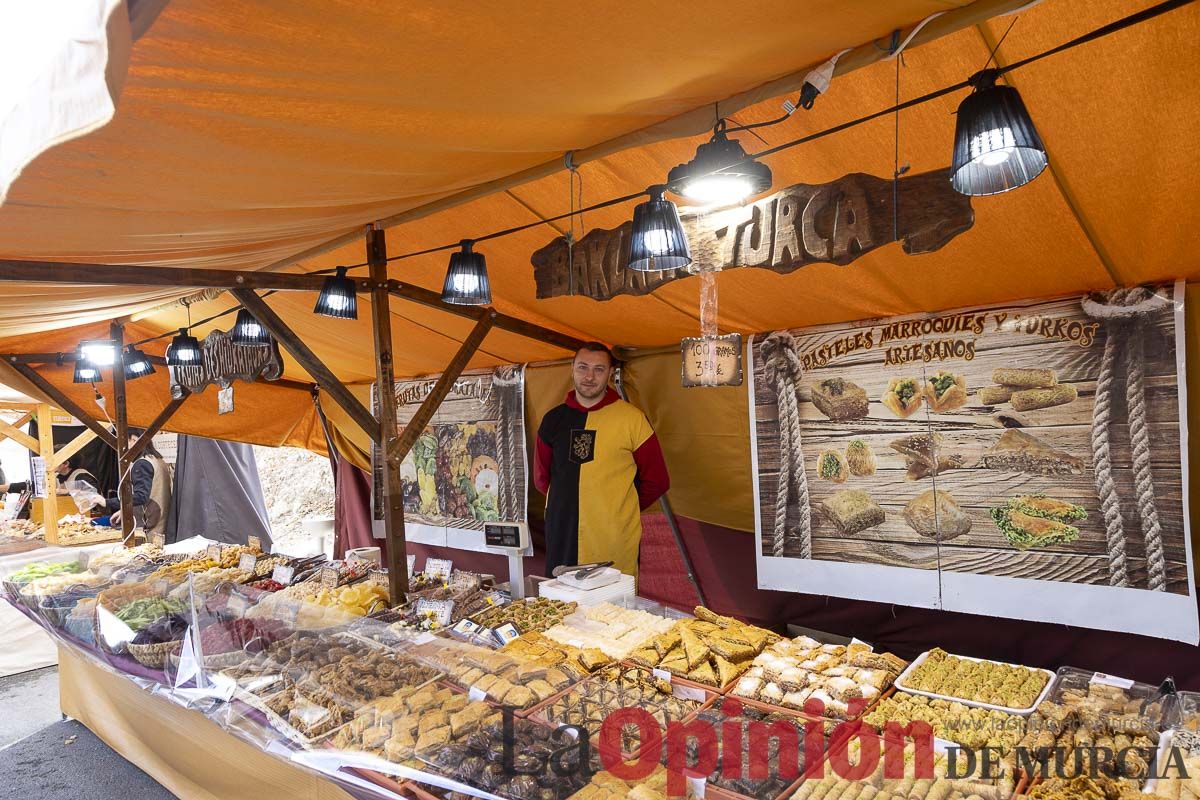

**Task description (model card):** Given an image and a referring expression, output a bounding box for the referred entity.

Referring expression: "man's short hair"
[574,342,615,367]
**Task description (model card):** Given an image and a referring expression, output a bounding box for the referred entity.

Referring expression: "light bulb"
[969,127,1016,166]
[681,175,755,205]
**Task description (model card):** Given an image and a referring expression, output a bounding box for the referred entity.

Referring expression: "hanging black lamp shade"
[123,345,155,380]
[667,121,772,205]
[314,266,358,319]
[166,329,203,366]
[231,307,271,346]
[628,186,692,272]
[72,352,102,384]
[441,241,492,305]
[951,70,1047,196]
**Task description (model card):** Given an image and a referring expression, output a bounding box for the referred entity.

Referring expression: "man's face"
[56,463,70,476]
[573,350,613,402]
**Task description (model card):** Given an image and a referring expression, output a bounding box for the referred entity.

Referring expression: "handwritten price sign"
[681,334,743,388]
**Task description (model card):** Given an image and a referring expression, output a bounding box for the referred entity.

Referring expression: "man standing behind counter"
[534,343,670,577]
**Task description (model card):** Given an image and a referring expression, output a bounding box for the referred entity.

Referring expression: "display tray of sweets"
[893,648,1054,716]
[626,606,779,689]
[792,732,1022,800]
[409,635,581,711]
[1143,728,1200,798]
[863,690,1027,754]
[730,636,906,721]
[1011,669,1162,792]
[413,707,602,800]
[528,662,717,757]
[1166,690,1200,733]
[1023,774,1148,799]
[228,635,445,747]
[469,597,577,634]
[541,601,677,660]
[685,696,841,800]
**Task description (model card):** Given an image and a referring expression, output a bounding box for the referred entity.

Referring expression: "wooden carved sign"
[531,168,973,301]
[168,329,284,399]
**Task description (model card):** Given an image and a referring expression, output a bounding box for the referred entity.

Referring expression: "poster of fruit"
[372,365,527,549]
[749,282,1197,642]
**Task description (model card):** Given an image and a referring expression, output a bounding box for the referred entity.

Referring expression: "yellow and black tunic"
[534,389,669,577]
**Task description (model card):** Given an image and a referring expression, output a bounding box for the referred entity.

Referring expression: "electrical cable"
[104,0,1198,352]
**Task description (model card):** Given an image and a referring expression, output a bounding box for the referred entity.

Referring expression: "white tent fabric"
[0,0,131,203]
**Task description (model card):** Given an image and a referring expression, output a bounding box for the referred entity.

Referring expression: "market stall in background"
[1,0,1199,799]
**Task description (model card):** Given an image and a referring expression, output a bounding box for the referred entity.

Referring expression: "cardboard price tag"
[493,622,520,645]
[367,569,389,589]
[452,618,479,636]
[672,683,707,703]
[407,554,416,577]
[239,553,259,573]
[415,598,454,628]
[206,544,223,562]
[652,668,673,684]
[247,535,262,552]
[319,566,341,589]
[468,685,487,702]
[425,558,453,580]
[149,532,166,549]
[272,564,295,586]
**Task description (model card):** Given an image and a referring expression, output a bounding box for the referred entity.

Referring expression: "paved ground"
[0,668,175,799]
[0,666,61,749]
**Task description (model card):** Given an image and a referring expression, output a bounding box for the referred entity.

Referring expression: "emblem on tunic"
[569,429,596,464]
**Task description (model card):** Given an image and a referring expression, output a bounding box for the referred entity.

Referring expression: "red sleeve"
[533,435,553,496]
[633,433,670,510]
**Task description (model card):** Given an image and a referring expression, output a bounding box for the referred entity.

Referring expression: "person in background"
[0,456,99,496]
[534,342,670,577]
[108,429,173,537]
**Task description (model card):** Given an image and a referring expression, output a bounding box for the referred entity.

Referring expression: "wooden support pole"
[0,416,38,451]
[48,429,98,470]
[37,404,59,545]
[390,314,496,463]
[8,364,117,450]
[126,394,189,463]
[230,289,380,444]
[367,226,408,602]
[111,322,134,543]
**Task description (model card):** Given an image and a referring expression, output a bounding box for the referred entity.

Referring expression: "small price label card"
[367,569,389,589]
[238,553,259,573]
[149,532,166,549]
[493,622,520,645]
[319,566,341,589]
[474,626,495,646]
[468,685,488,702]
[1091,672,1135,690]
[425,558,453,580]
[407,554,416,577]
[206,544,222,562]
[247,535,262,552]
[449,571,480,591]
[687,777,706,799]
[272,564,295,586]
[452,618,479,637]
[415,598,454,628]
[672,683,707,702]
[652,668,673,684]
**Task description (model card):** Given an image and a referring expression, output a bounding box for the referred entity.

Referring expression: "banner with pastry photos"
[371,365,528,551]
[749,282,1197,642]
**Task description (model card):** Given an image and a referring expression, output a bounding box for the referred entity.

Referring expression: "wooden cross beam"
[126,394,190,463]
[389,313,496,463]
[230,289,380,445]
[0,414,37,451]
[48,429,98,470]
[0,259,588,354]
[7,363,117,450]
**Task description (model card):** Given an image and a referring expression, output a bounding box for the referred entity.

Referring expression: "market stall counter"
[4,543,1189,800]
